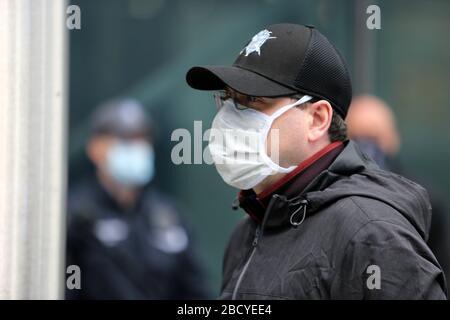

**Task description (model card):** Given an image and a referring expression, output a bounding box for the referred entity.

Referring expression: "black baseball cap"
[186,23,352,118]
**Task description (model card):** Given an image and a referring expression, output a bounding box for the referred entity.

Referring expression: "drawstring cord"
[232,193,309,227]
[289,199,308,227]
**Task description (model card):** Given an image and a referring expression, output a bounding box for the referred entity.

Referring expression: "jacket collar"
[237,141,346,227]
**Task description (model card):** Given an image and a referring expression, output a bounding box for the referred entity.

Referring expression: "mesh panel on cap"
[293,29,352,118]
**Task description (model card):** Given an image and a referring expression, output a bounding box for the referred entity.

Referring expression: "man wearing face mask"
[66,99,210,299]
[186,23,447,299]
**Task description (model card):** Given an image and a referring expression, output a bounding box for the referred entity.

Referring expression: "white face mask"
[208,95,312,190]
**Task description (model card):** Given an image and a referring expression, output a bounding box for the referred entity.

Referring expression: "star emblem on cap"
[240,29,276,57]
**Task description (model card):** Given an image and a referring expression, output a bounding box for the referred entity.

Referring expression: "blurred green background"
[68,0,450,294]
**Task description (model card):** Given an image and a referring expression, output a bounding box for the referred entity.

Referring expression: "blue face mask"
[106,140,155,186]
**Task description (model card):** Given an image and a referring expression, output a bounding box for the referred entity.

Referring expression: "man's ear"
[306,100,333,143]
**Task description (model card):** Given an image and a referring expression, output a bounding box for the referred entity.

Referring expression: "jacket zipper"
[231,225,260,300]
[231,194,282,300]
[230,194,308,299]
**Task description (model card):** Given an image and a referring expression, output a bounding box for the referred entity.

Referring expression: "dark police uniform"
[66,178,210,299]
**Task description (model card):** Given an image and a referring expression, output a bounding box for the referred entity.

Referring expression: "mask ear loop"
[260,95,313,173]
[270,95,312,119]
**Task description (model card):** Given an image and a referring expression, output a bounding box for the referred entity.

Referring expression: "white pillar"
[0,0,68,299]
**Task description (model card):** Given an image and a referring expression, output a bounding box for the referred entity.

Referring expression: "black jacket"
[220,141,447,299]
[66,178,210,299]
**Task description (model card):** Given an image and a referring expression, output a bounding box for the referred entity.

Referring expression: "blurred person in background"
[66,99,210,299]
[347,95,450,285]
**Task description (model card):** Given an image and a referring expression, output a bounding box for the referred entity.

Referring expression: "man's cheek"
[266,128,282,163]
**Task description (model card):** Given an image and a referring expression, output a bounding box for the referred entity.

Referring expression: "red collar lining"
[257,141,343,199]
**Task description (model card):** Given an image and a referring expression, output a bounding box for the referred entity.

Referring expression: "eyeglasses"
[213,90,258,110]
[213,91,249,110]
[214,90,315,112]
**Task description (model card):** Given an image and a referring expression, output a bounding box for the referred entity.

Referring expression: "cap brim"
[186,66,297,97]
